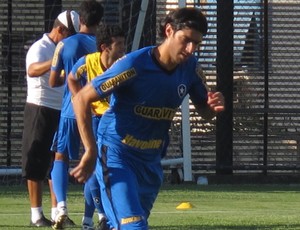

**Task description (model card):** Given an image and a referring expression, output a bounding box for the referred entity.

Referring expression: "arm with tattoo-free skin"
[68,71,82,97]
[49,69,65,87]
[195,91,225,120]
[27,59,52,77]
[69,83,99,183]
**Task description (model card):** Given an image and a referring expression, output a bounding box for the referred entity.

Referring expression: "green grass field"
[1,183,300,229]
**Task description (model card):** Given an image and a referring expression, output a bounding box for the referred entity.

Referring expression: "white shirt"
[25,33,63,110]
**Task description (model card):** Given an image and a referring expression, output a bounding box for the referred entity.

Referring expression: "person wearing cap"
[48,1,104,229]
[21,10,79,228]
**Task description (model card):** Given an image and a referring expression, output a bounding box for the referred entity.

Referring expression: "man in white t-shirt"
[21,10,79,227]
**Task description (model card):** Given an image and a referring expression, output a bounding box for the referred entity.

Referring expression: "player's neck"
[100,54,108,71]
[48,30,59,45]
[79,25,97,35]
[154,45,177,71]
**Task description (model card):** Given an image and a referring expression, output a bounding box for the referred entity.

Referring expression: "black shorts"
[21,103,60,180]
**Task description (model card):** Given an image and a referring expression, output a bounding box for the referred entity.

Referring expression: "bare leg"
[27,179,42,208]
[49,179,57,208]
[27,179,52,227]
[48,179,57,221]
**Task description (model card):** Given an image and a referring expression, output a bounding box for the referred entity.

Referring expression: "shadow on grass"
[150,224,300,230]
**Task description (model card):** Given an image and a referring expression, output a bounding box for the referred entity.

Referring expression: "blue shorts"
[51,116,80,160]
[95,144,163,230]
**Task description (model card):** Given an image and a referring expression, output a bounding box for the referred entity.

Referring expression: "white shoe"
[52,214,68,229]
[52,207,68,230]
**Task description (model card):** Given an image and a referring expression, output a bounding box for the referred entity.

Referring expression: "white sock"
[82,216,93,226]
[98,213,106,221]
[55,201,68,222]
[31,207,43,223]
[51,207,57,221]
[57,201,67,209]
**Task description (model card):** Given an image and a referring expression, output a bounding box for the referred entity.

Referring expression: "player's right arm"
[70,83,100,183]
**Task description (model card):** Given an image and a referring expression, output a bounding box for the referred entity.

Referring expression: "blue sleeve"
[71,56,87,81]
[188,63,208,107]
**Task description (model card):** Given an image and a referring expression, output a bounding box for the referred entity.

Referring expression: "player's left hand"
[70,150,97,183]
[207,91,225,112]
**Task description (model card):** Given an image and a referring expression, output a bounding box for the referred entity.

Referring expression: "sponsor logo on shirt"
[134,105,176,120]
[122,134,162,150]
[121,216,143,225]
[52,42,64,67]
[100,68,137,92]
[74,64,86,80]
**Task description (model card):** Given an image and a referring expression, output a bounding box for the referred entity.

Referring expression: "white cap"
[57,10,80,33]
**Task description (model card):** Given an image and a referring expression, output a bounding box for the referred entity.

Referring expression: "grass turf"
[0,183,300,229]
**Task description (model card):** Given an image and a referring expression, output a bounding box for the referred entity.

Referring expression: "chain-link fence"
[1,0,300,179]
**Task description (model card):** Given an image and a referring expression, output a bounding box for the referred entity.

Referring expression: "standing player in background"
[70,7,225,230]
[49,1,103,229]
[21,10,79,227]
[68,23,125,230]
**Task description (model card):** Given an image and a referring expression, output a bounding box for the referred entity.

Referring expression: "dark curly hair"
[96,24,125,51]
[158,7,208,39]
[79,0,104,27]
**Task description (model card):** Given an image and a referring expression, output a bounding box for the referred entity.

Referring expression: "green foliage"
[1,184,300,229]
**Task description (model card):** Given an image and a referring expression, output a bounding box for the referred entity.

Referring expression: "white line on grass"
[0,210,239,216]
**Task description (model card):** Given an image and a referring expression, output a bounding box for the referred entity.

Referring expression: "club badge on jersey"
[177,84,187,98]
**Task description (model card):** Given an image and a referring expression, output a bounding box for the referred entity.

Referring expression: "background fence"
[1,0,300,180]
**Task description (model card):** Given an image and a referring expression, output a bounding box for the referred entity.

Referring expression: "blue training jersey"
[91,46,208,157]
[51,33,96,118]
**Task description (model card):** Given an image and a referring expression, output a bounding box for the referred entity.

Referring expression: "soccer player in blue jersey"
[68,24,125,230]
[48,1,104,229]
[71,7,225,230]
